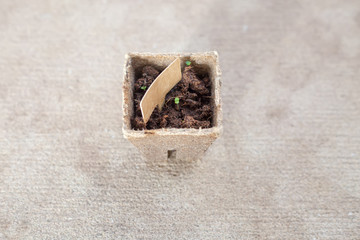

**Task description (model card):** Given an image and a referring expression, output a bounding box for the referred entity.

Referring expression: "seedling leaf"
[174,97,180,104]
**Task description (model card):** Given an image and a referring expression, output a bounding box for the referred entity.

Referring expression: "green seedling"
[185,61,191,66]
[140,86,147,91]
[174,97,180,104]
[174,97,180,110]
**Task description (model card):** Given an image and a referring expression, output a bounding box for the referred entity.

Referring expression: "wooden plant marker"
[140,58,182,123]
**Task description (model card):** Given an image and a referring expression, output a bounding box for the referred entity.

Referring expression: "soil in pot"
[131,63,213,130]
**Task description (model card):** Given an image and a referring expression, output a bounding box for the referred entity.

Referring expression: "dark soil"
[131,64,213,130]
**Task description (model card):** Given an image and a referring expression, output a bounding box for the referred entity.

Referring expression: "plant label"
[140,58,182,123]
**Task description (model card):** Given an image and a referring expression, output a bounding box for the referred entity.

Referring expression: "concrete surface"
[1,0,360,239]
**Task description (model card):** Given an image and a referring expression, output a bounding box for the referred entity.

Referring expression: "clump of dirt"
[132,64,213,130]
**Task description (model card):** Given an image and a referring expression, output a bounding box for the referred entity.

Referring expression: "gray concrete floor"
[1,0,360,239]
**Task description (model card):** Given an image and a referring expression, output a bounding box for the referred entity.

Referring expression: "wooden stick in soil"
[140,58,182,124]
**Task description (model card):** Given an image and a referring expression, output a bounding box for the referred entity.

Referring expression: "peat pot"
[122,52,222,163]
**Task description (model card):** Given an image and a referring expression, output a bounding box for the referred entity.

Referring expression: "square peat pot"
[122,52,222,163]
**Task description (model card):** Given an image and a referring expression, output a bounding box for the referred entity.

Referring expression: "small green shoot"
[174,97,180,104]
[174,97,180,110]
[140,86,147,91]
[185,61,191,66]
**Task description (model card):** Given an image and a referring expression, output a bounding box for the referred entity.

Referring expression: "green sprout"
[174,97,180,110]
[174,97,180,104]
[140,86,147,90]
[185,60,191,66]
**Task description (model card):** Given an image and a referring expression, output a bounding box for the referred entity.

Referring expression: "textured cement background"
[1,0,360,239]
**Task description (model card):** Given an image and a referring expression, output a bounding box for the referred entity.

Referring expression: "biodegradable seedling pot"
[122,52,222,163]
